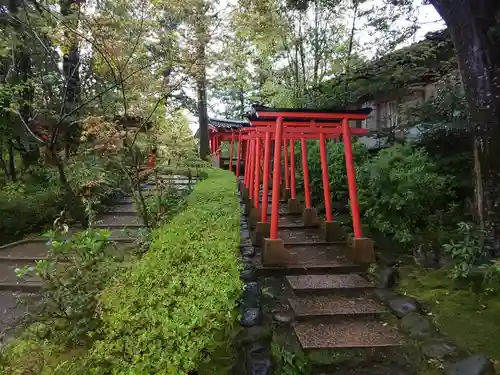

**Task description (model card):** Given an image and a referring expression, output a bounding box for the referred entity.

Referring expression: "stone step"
[255,244,362,276]
[278,227,324,244]
[0,260,42,289]
[0,291,40,337]
[96,214,142,226]
[0,240,47,258]
[105,203,136,214]
[90,225,144,238]
[293,319,403,350]
[0,238,135,259]
[289,295,387,321]
[286,274,373,296]
[0,240,136,292]
[245,203,296,216]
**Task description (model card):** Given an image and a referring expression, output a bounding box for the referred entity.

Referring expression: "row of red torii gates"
[208,105,375,266]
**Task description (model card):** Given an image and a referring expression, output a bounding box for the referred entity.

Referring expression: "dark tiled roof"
[208,118,250,129]
[194,118,250,137]
[249,104,373,119]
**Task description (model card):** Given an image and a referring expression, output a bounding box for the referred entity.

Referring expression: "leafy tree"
[426,0,500,255]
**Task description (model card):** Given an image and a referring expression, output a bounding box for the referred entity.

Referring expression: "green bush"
[358,143,454,247]
[413,125,473,202]
[0,183,64,245]
[16,227,133,345]
[0,327,103,375]
[91,168,242,374]
[296,140,370,207]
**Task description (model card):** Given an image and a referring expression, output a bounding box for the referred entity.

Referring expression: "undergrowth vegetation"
[399,266,500,362]
[0,182,63,245]
[0,168,242,375]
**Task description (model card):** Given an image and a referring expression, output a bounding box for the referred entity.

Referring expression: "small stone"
[422,339,459,359]
[246,342,272,375]
[387,297,420,318]
[240,268,257,282]
[241,308,263,327]
[418,300,432,314]
[238,326,272,345]
[242,262,255,271]
[242,256,253,264]
[242,246,256,257]
[241,282,261,308]
[241,238,253,247]
[445,355,495,375]
[401,312,434,338]
[247,358,272,375]
[273,312,293,324]
[374,288,398,302]
[377,266,399,288]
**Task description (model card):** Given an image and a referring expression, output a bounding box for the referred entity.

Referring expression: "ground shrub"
[357,143,455,250]
[141,183,192,227]
[0,326,104,375]
[0,183,64,245]
[15,227,134,345]
[413,125,473,203]
[399,266,500,364]
[91,168,242,374]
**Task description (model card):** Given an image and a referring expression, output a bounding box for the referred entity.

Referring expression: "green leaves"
[358,143,454,247]
[92,169,242,374]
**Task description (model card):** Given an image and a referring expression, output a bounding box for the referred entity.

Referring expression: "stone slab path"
[241,173,405,373]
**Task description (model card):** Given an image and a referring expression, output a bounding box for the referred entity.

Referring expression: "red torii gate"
[205,118,249,169]
[235,105,375,266]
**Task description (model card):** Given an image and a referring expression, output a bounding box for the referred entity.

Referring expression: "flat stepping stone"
[90,227,142,239]
[0,260,42,288]
[107,203,136,213]
[0,240,47,258]
[278,216,305,226]
[266,203,294,215]
[286,274,373,294]
[293,320,403,349]
[289,295,387,320]
[96,214,142,226]
[255,245,362,275]
[278,227,323,243]
[0,291,39,336]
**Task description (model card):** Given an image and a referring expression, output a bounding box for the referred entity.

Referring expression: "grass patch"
[399,266,500,363]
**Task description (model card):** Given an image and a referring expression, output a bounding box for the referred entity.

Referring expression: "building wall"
[359,81,441,130]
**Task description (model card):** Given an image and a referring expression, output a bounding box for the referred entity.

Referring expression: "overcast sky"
[187,1,445,134]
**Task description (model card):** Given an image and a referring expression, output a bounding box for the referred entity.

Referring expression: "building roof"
[315,29,456,106]
[194,118,250,138]
[249,104,373,118]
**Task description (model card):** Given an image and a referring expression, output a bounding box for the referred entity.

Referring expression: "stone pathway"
[0,175,200,341]
[240,176,407,374]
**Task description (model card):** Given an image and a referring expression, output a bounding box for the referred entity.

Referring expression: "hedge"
[0,185,64,245]
[92,168,242,374]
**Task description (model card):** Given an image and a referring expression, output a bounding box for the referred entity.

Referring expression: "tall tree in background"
[60,0,82,158]
[193,1,210,159]
[195,25,209,158]
[428,0,500,253]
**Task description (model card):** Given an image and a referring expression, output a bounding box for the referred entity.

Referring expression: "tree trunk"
[7,142,16,182]
[429,0,500,253]
[52,148,88,228]
[60,0,81,158]
[197,72,209,159]
[0,148,8,183]
[195,8,210,159]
